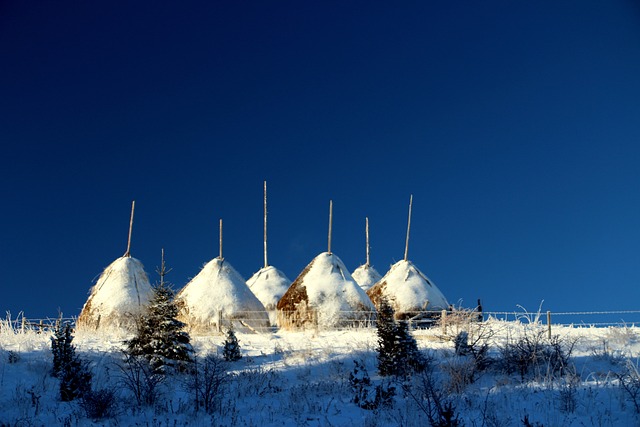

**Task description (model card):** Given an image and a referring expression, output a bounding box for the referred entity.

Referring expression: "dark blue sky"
[2,1,640,319]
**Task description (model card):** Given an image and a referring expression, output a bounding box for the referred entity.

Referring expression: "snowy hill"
[2,318,640,426]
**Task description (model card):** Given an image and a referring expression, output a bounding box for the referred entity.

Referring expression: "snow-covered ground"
[1,315,640,426]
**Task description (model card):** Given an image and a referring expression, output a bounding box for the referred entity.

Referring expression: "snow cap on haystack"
[176,257,270,333]
[366,259,449,316]
[277,252,375,329]
[247,266,291,311]
[77,256,153,331]
[352,217,382,291]
[352,264,382,291]
[247,181,292,311]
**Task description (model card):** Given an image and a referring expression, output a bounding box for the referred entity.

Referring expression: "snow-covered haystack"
[247,266,291,324]
[176,258,270,334]
[351,217,382,291]
[77,256,153,331]
[366,259,449,319]
[351,264,382,291]
[277,252,376,329]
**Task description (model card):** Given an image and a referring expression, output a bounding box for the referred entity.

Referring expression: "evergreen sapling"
[222,326,242,362]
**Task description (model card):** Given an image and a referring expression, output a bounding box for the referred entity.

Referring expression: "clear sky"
[1,1,639,320]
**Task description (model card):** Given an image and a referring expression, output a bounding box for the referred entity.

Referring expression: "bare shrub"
[616,359,640,413]
[187,354,229,414]
[234,366,282,398]
[116,353,164,407]
[404,367,463,427]
[80,388,118,419]
[499,328,575,381]
[438,309,494,374]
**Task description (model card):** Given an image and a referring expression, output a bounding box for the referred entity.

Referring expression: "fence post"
[441,309,447,335]
[217,311,222,333]
[547,311,552,339]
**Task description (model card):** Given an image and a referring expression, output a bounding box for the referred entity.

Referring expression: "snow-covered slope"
[176,258,269,332]
[77,256,153,331]
[351,264,382,291]
[367,259,448,315]
[277,252,375,328]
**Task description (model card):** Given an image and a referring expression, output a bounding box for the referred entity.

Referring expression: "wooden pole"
[124,200,135,257]
[404,195,413,261]
[219,219,223,260]
[547,310,552,339]
[328,200,333,254]
[365,217,370,267]
[264,181,268,268]
[158,248,171,287]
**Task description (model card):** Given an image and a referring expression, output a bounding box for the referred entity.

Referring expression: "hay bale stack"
[351,264,382,291]
[277,252,375,329]
[77,256,153,331]
[247,266,291,325]
[176,258,269,334]
[367,259,448,319]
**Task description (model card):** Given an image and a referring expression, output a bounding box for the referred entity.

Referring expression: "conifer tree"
[126,282,194,373]
[222,326,242,362]
[51,322,92,401]
[376,298,425,377]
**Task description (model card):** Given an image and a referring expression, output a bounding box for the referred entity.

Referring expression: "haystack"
[352,264,382,291]
[176,257,270,333]
[77,256,153,331]
[247,266,291,322]
[246,181,292,321]
[351,217,382,291]
[277,252,376,329]
[366,259,449,318]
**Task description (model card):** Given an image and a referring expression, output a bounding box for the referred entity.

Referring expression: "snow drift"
[77,256,153,331]
[367,259,448,318]
[176,258,269,333]
[277,252,375,329]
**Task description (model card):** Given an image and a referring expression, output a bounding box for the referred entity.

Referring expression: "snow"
[2,318,640,426]
[246,265,291,311]
[280,252,376,328]
[77,256,153,331]
[176,257,269,332]
[351,264,382,291]
[369,259,449,312]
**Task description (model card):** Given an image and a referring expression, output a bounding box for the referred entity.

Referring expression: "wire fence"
[3,309,640,333]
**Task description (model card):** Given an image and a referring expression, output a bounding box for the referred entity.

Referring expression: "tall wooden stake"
[157,248,172,287]
[264,180,268,268]
[365,217,371,267]
[124,200,135,257]
[219,219,223,260]
[328,200,333,254]
[404,195,413,261]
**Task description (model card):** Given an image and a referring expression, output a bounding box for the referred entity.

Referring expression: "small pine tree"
[376,298,398,376]
[126,282,194,373]
[51,322,92,401]
[376,298,425,377]
[222,326,241,362]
